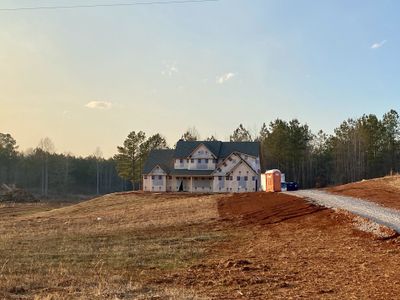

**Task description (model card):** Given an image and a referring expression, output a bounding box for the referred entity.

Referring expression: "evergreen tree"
[230,124,252,142]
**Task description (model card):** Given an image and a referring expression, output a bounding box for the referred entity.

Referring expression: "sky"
[1,0,399,158]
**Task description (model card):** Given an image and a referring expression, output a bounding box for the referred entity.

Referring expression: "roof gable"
[143,149,174,174]
[226,159,257,175]
[188,143,217,158]
[174,140,221,158]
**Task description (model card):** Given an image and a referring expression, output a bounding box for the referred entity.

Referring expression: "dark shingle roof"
[219,142,260,158]
[142,149,174,174]
[173,140,260,159]
[173,140,222,158]
[143,141,260,175]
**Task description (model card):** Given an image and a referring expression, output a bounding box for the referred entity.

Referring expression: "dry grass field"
[0,193,227,299]
[2,191,400,299]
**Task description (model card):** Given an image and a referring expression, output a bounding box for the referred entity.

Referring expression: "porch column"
[190,177,193,193]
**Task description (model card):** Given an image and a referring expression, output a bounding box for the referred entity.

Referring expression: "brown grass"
[3,191,400,299]
[0,193,226,299]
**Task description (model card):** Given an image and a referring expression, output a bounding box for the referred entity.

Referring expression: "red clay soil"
[218,192,324,225]
[167,192,400,299]
[327,175,400,210]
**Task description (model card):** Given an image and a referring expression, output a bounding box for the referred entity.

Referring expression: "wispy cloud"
[161,62,178,76]
[370,40,387,49]
[85,101,112,110]
[216,72,236,84]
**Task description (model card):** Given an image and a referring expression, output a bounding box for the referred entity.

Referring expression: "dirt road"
[289,190,400,232]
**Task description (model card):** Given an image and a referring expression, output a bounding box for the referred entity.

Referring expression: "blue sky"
[1,0,399,157]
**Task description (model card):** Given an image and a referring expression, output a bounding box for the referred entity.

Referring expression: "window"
[228,157,232,161]
[225,176,230,181]
[205,159,209,163]
[223,162,227,167]
[213,159,217,163]
[246,171,249,174]
[158,175,162,180]
[180,159,183,163]
[244,176,248,181]
[237,176,240,181]
[187,159,189,163]
[168,176,172,180]
[198,159,202,163]
[229,176,233,181]
[191,159,194,163]
[217,168,222,172]
[152,176,155,180]
[252,176,256,181]
[218,176,223,181]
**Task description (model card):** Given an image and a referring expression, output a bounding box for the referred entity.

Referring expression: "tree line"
[1,109,399,196]
[0,135,127,197]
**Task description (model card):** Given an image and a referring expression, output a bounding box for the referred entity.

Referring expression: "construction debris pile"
[0,184,37,203]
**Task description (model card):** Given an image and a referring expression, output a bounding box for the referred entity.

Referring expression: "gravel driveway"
[287,189,400,232]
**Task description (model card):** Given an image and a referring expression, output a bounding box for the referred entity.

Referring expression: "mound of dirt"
[218,192,324,225]
[0,184,37,203]
[327,175,400,210]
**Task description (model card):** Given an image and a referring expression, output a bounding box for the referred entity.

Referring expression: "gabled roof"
[143,149,174,174]
[174,140,222,158]
[143,141,260,176]
[226,158,257,175]
[219,142,260,158]
[173,140,260,159]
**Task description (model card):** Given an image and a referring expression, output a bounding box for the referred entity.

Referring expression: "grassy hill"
[0,193,227,299]
[2,191,400,299]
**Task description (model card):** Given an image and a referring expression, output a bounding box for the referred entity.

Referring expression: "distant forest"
[1,109,399,196]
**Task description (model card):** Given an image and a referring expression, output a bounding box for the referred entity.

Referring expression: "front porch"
[169,176,214,193]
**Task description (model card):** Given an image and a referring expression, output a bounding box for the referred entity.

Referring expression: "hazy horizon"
[1,0,399,158]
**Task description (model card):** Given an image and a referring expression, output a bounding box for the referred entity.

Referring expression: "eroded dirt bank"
[327,175,400,210]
